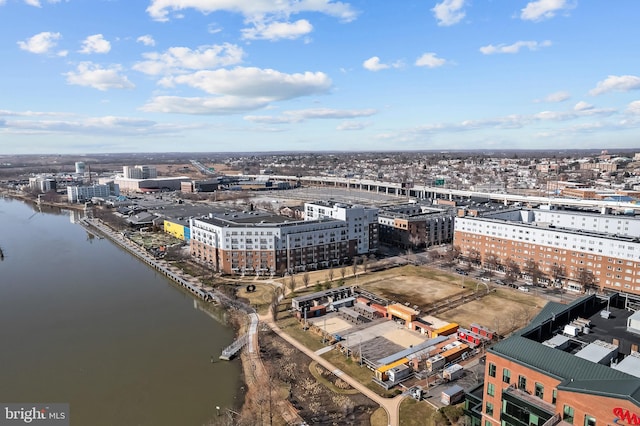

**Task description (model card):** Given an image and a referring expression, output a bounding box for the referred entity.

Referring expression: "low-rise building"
[466,294,640,426]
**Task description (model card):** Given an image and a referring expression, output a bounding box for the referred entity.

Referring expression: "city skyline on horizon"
[2,1,640,155]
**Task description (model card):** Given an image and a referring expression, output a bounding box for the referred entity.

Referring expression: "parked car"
[518,286,530,292]
[495,279,505,286]
[480,277,490,282]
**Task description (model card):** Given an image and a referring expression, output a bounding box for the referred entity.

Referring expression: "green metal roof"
[559,379,640,406]
[516,295,594,336]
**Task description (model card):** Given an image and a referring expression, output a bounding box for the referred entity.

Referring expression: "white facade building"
[67,183,119,203]
[304,201,379,254]
[123,165,157,179]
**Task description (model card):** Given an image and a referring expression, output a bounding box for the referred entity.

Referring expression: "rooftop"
[489,293,640,404]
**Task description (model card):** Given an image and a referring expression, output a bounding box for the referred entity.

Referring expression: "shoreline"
[1,192,253,421]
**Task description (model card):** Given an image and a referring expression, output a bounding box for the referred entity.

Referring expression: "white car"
[518,286,530,292]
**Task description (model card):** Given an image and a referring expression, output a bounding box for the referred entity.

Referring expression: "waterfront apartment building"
[378,203,455,249]
[67,183,119,203]
[454,208,640,296]
[465,294,640,426]
[304,201,379,255]
[190,211,356,275]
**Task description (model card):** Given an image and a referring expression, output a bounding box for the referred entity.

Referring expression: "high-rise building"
[75,161,86,175]
[123,165,157,179]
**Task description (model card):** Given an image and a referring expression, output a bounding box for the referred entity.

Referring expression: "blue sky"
[1,0,640,154]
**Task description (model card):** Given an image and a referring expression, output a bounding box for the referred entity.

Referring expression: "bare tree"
[287,275,296,295]
[523,258,544,286]
[468,248,481,266]
[270,292,280,321]
[505,257,520,283]
[302,272,310,288]
[550,264,566,286]
[327,267,335,282]
[351,257,358,276]
[577,269,596,294]
[484,253,499,274]
[340,266,346,280]
[361,255,369,272]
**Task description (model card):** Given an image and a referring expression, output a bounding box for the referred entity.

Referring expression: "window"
[485,421,492,426]
[563,405,575,424]
[488,363,496,378]
[584,416,596,426]
[552,389,557,404]
[487,382,495,397]
[518,375,527,390]
[486,402,494,416]
[502,368,511,384]
[535,383,544,399]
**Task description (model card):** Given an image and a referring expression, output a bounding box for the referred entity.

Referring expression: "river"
[0,197,242,426]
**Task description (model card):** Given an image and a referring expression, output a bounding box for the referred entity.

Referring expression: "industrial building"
[454,208,640,297]
[164,218,191,241]
[190,202,377,275]
[465,293,640,426]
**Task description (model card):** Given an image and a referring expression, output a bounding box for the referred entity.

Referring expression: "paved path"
[262,315,405,426]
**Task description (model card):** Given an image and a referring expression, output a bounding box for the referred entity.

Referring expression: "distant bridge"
[243,174,640,213]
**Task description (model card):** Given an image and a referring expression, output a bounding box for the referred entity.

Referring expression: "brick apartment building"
[454,208,640,297]
[190,202,378,275]
[465,294,640,426]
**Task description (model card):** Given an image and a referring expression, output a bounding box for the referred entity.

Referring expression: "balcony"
[501,385,555,426]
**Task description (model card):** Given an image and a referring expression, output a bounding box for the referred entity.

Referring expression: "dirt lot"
[438,292,544,336]
[338,265,545,337]
[360,274,466,310]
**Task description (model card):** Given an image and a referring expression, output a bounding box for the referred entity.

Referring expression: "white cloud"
[363,56,387,71]
[521,0,575,22]
[244,108,376,123]
[574,101,593,111]
[627,101,640,115]
[432,0,466,26]
[242,19,313,41]
[337,121,368,131]
[79,34,111,54]
[539,91,570,103]
[479,40,551,55]
[136,35,156,47]
[65,62,134,91]
[589,75,640,96]
[141,96,270,114]
[162,67,332,100]
[17,31,61,54]
[362,56,402,72]
[133,43,244,75]
[415,52,446,68]
[146,0,357,23]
